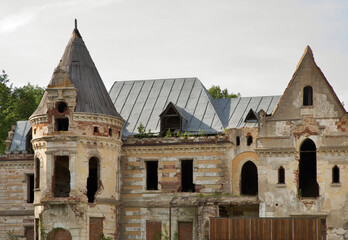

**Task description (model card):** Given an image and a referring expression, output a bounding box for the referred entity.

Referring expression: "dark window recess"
[332,165,340,183]
[278,166,285,184]
[35,218,39,240]
[56,118,69,131]
[244,109,258,123]
[54,156,70,197]
[146,161,158,190]
[26,129,33,153]
[27,174,34,203]
[299,139,319,197]
[109,128,112,137]
[160,103,182,136]
[236,136,240,146]
[241,161,258,196]
[181,160,195,192]
[87,157,99,203]
[57,102,68,113]
[35,158,40,188]
[303,86,313,106]
[247,136,253,146]
[93,126,98,133]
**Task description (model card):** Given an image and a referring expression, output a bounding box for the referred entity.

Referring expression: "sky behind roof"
[1,0,348,105]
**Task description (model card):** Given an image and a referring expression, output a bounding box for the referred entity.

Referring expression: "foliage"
[136,122,155,138]
[0,70,44,154]
[208,85,240,99]
[165,128,172,138]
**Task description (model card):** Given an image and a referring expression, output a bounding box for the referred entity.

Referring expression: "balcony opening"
[146,161,158,190]
[54,156,70,197]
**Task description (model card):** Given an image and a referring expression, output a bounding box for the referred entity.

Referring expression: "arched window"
[332,165,340,183]
[247,136,253,146]
[299,139,319,197]
[35,158,40,189]
[87,157,100,203]
[236,136,240,146]
[241,161,258,195]
[278,166,285,184]
[303,86,313,106]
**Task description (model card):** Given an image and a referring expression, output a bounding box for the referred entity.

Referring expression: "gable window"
[278,166,285,184]
[332,165,340,183]
[55,117,69,131]
[241,161,258,195]
[236,136,240,146]
[181,160,195,192]
[160,102,182,137]
[303,86,313,106]
[146,161,158,190]
[54,156,70,197]
[299,139,319,197]
[87,157,100,202]
[247,135,253,146]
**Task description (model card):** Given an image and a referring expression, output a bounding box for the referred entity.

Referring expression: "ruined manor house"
[1,25,347,240]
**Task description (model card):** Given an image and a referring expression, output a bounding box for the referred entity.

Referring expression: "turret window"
[57,101,68,113]
[278,166,285,184]
[87,157,100,203]
[332,165,340,183]
[55,117,69,131]
[303,86,313,106]
[54,156,70,198]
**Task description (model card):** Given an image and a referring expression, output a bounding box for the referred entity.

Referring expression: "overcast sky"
[1,0,348,105]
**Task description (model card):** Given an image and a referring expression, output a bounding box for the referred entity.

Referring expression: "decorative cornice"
[29,114,49,125]
[74,112,124,127]
[0,161,34,168]
[255,147,297,156]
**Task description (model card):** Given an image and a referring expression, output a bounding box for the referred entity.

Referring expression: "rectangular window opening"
[27,174,34,203]
[146,161,158,190]
[54,156,70,197]
[181,160,195,192]
[55,117,69,131]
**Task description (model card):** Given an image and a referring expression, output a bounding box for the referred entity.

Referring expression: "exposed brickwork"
[47,228,72,240]
[178,222,193,240]
[89,217,103,240]
[146,221,161,240]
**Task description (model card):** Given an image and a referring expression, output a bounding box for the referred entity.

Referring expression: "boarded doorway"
[178,222,193,240]
[146,221,161,240]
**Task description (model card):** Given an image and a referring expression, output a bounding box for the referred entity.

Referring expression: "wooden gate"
[210,217,326,240]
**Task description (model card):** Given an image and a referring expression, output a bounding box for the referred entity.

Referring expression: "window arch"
[303,86,313,106]
[278,166,285,184]
[87,157,100,203]
[299,139,319,197]
[240,161,258,196]
[332,165,340,183]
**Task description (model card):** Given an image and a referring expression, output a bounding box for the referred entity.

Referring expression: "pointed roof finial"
[75,19,78,30]
[73,19,82,38]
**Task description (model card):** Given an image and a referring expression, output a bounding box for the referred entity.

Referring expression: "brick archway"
[47,228,72,240]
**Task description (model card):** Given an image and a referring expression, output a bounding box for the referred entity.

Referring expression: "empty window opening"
[54,156,70,197]
[303,86,313,106]
[27,174,34,203]
[55,118,69,131]
[247,136,253,146]
[35,158,40,188]
[299,139,319,197]
[57,101,68,113]
[278,166,285,184]
[93,126,98,133]
[160,103,182,136]
[87,157,99,203]
[332,165,340,183]
[146,161,158,190]
[236,136,240,146]
[241,161,258,195]
[181,160,195,192]
[108,128,112,137]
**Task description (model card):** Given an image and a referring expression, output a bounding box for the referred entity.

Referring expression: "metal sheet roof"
[110,78,281,137]
[10,121,31,151]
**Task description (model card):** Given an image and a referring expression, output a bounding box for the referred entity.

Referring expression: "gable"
[272,46,346,120]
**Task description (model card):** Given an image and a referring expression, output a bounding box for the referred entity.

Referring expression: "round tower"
[29,22,124,239]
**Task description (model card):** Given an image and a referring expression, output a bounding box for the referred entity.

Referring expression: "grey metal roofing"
[32,28,121,118]
[10,121,31,151]
[109,78,281,137]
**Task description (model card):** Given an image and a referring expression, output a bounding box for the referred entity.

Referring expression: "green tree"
[0,70,44,154]
[208,85,240,99]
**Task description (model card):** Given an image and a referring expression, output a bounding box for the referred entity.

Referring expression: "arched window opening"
[241,161,258,196]
[299,139,319,197]
[303,86,313,106]
[236,136,240,146]
[332,165,340,183]
[247,136,253,146]
[35,158,40,189]
[278,166,285,184]
[87,157,99,203]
